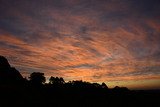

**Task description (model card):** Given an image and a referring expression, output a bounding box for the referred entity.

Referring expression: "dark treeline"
[0,56,159,107]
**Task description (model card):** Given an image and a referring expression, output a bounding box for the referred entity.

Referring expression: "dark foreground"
[0,86,159,107]
[0,56,159,107]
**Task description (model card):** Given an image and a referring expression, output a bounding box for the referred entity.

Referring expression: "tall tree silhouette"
[29,72,46,85]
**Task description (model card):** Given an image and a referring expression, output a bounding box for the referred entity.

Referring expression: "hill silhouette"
[0,56,159,107]
[0,56,24,85]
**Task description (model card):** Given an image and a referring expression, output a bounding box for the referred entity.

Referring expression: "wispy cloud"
[0,0,160,89]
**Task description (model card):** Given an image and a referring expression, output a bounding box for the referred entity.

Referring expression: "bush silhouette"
[49,76,65,85]
[101,82,108,89]
[29,72,46,85]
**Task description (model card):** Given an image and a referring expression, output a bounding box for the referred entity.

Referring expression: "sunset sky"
[0,0,160,89]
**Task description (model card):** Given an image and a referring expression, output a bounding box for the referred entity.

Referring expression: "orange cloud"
[0,0,160,89]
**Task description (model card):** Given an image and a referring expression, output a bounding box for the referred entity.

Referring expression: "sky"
[0,0,160,89]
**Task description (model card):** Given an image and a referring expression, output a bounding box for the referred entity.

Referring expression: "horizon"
[0,0,160,90]
[3,56,160,90]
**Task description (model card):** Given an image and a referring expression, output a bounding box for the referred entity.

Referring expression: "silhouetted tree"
[92,83,101,88]
[113,86,129,92]
[68,80,95,89]
[101,82,108,89]
[113,86,120,89]
[29,72,46,85]
[49,76,65,85]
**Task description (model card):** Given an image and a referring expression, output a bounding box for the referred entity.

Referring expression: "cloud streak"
[0,0,160,89]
